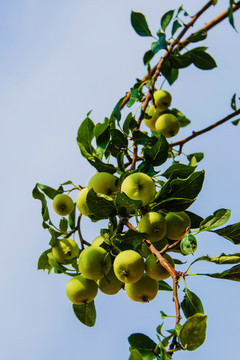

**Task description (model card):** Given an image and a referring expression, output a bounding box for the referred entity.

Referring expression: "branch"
[170,108,240,153]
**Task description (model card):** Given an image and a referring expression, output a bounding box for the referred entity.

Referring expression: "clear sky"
[0,1,240,359]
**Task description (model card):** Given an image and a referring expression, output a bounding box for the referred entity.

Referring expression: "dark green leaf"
[188,47,217,70]
[169,54,192,69]
[129,349,143,360]
[111,129,128,149]
[117,152,125,173]
[137,161,158,177]
[144,134,169,166]
[171,19,182,36]
[132,130,150,145]
[86,188,117,219]
[123,113,137,135]
[231,93,237,110]
[131,11,152,37]
[128,88,140,108]
[128,333,157,351]
[161,163,195,179]
[88,158,116,174]
[77,116,95,159]
[94,121,110,159]
[143,50,155,65]
[161,10,174,31]
[161,60,179,85]
[232,118,240,126]
[115,192,142,217]
[188,30,207,43]
[151,33,167,54]
[37,249,52,270]
[205,264,240,282]
[68,204,76,230]
[32,184,49,221]
[200,209,231,231]
[181,289,204,318]
[185,211,203,229]
[59,217,68,233]
[157,280,172,291]
[187,152,204,163]
[152,197,195,212]
[37,183,63,200]
[192,253,240,265]
[73,301,96,327]
[228,4,237,30]
[180,313,207,351]
[213,222,240,244]
[110,101,122,123]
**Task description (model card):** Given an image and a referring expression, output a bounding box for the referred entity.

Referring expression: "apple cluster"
[144,90,180,137]
[51,170,196,306]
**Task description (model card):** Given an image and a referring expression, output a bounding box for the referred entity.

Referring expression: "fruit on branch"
[88,172,117,196]
[155,113,180,138]
[125,273,158,302]
[113,250,145,283]
[153,90,172,111]
[76,188,90,216]
[52,238,80,264]
[92,236,105,247]
[180,234,197,255]
[138,237,168,258]
[121,172,156,206]
[138,212,167,242]
[78,246,111,280]
[52,194,74,216]
[97,267,124,295]
[145,253,175,280]
[66,275,98,305]
[165,211,191,241]
[144,105,162,131]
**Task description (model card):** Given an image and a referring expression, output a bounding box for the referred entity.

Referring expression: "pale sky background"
[1,1,240,359]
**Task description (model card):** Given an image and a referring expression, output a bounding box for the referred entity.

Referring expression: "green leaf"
[180,313,207,351]
[117,152,125,173]
[213,222,240,244]
[131,11,152,37]
[111,129,128,149]
[129,349,143,360]
[161,163,195,179]
[128,88,140,108]
[123,113,137,135]
[228,4,237,31]
[113,230,146,242]
[68,204,76,230]
[59,217,68,233]
[188,47,217,70]
[73,301,96,327]
[115,192,142,217]
[157,280,172,291]
[161,60,179,85]
[199,209,231,231]
[137,161,158,177]
[185,211,203,229]
[192,253,240,265]
[169,53,192,69]
[232,118,240,126]
[143,50,155,65]
[88,158,116,174]
[94,120,110,159]
[128,333,157,351]
[37,249,52,270]
[171,19,182,36]
[205,264,240,282]
[187,152,204,163]
[161,10,174,31]
[86,188,117,219]
[132,130,150,145]
[151,33,167,54]
[181,289,204,318]
[231,93,237,110]
[188,30,207,43]
[152,197,195,212]
[47,252,69,273]
[77,116,95,159]
[32,184,50,221]
[144,134,169,166]
[37,183,63,200]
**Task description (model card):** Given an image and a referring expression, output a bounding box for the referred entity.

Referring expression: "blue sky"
[1,1,240,359]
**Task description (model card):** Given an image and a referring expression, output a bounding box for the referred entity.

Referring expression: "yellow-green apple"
[153,90,172,111]
[138,212,167,242]
[88,172,117,196]
[146,253,175,280]
[97,267,124,295]
[66,275,98,305]
[52,194,74,216]
[165,211,191,240]
[76,188,90,216]
[155,113,180,138]
[78,246,111,280]
[121,172,156,206]
[113,250,145,283]
[52,238,79,264]
[144,105,162,131]
[125,273,158,302]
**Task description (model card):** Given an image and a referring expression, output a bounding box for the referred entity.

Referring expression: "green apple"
[121,172,156,206]
[138,212,167,242]
[138,237,168,258]
[52,194,74,216]
[52,238,80,264]
[155,113,180,138]
[125,273,158,302]
[88,172,117,196]
[97,267,124,295]
[113,250,145,283]
[78,246,111,280]
[180,234,197,255]
[66,275,98,305]
[144,105,162,131]
[76,188,90,216]
[165,211,191,240]
[153,90,172,111]
[91,236,105,247]
[146,253,175,280]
